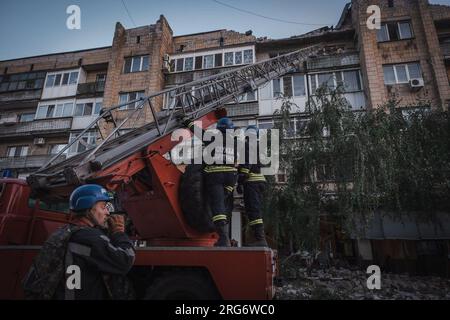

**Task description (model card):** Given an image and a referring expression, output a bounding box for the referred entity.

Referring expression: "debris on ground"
[276,256,450,300]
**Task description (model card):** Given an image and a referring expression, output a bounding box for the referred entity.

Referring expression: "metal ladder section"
[27,44,321,190]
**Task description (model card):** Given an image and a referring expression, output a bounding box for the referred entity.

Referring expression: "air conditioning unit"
[33,137,46,145]
[409,78,424,90]
[162,53,171,71]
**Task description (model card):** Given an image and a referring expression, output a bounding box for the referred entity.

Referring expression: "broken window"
[195,56,203,70]
[215,53,222,67]
[377,21,413,42]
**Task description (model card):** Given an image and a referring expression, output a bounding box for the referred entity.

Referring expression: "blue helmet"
[216,117,234,132]
[70,184,112,212]
[245,125,259,135]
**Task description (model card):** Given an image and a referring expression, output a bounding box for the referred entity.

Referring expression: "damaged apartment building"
[0,0,449,275]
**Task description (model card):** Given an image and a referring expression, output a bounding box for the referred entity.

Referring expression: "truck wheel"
[179,165,215,232]
[145,272,220,300]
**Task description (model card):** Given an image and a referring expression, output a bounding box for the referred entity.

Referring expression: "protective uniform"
[238,126,268,247]
[185,117,238,247]
[57,184,135,299]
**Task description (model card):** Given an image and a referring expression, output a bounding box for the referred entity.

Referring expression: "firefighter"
[184,117,238,247]
[57,185,135,299]
[237,125,268,247]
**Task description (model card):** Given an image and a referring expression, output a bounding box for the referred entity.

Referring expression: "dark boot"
[214,222,231,247]
[249,224,268,247]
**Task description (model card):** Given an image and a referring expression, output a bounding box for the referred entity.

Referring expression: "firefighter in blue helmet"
[237,125,268,247]
[184,117,238,247]
[24,184,135,300]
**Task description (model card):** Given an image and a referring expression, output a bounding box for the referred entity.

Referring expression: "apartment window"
[69,132,98,154]
[195,56,203,70]
[124,55,150,73]
[224,52,234,66]
[243,49,254,64]
[215,53,222,67]
[7,146,29,157]
[235,51,243,65]
[45,71,78,87]
[119,91,145,110]
[37,102,74,119]
[69,72,79,84]
[176,59,184,72]
[203,55,214,69]
[383,63,422,84]
[342,70,362,91]
[377,21,413,42]
[94,102,103,115]
[273,75,307,97]
[184,57,194,71]
[49,144,67,155]
[74,103,93,116]
[0,72,45,92]
[310,70,362,93]
[293,75,306,97]
[273,79,282,98]
[236,90,258,103]
[20,113,35,122]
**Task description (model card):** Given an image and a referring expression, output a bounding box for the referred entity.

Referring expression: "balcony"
[0,117,72,138]
[0,90,42,103]
[307,53,360,71]
[76,81,105,97]
[0,154,66,170]
[225,102,259,117]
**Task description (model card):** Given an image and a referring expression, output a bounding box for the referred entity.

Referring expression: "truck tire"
[145,271,220,300]
[179,165,215,232]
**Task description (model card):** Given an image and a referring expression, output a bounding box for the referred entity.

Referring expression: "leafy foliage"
[264,86,450,252]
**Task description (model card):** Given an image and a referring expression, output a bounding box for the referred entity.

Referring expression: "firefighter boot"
[214,222,231,247]
[250,224,268,247]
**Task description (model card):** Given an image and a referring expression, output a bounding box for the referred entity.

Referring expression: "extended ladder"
[27,44,321,192]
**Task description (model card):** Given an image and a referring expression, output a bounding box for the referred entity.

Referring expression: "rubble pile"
[276,265,450,300]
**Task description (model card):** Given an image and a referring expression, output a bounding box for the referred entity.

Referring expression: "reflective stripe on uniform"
[212,214,227,222]
[247,173,266,182]
[187,122,194,128]
[204,165,237,173]
[224,185,234,193]
[248,218,264,226]
[239,167,250,174]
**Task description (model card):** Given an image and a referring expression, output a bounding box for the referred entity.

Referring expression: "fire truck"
[0,45,319,299]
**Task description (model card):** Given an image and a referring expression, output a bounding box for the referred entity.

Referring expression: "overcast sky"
[1,0,450,60]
